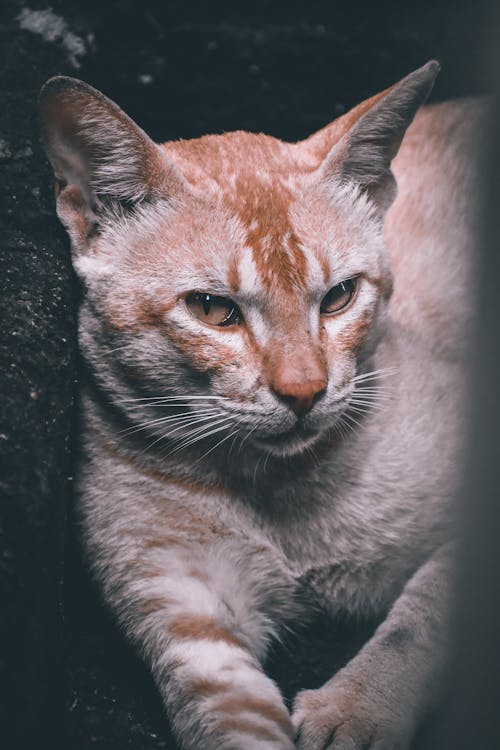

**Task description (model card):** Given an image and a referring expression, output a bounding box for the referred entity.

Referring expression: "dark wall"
[0,1,497,749]
[439,21,500,749]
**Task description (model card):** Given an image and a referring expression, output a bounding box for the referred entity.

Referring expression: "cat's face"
[80,136,391,457]
[40,63,439,459]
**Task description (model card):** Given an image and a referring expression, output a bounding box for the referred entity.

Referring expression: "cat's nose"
[272,379,327,417]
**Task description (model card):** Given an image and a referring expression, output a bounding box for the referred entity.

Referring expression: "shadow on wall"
[438,16,500,749]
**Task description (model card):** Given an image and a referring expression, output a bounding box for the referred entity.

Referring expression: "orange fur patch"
[184,677,231,701]
[228,176,307,294]
[217,717,285,743]
[165,132,316,295]
[215,695,293,738]
[169,614,245,649]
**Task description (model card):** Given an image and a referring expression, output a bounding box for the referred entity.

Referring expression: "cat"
[40,61,480,749]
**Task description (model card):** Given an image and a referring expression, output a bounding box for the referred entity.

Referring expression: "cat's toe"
[292,685,410,750]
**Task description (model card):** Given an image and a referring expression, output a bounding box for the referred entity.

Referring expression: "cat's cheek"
[160,320,246,378]
[333,309,376,358]
[73,254,115,284]
[322,290,380,363]
[98,298,178,335]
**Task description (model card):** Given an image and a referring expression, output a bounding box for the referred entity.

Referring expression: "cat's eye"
[185,292,242,327]
[320,278,357,315]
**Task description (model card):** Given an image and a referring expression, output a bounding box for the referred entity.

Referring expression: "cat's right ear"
[39,77,185,253]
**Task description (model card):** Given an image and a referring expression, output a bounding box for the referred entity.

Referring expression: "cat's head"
[40,63,439,460]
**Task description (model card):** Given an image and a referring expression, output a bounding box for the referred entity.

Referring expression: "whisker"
[352,367,398,384]
[353,387,393,396]
[196,428,239,463]
[227,431,240,458]
[305,445,321,469]
[354,384,393,390]
[347,403,386,420]
[331,416,348,441]
[263,449,273,474]
[332,417,350,441]
[143,413,224,455]
[352,387,393,397]
[253,453,265,487]
[166,417,234,457]
[118,409,221,438]
[175,422,234,458]
[347,404,372,416]
[101,343,135,356]
[351,391,392,400]
[116,395,229,404]
[123,403,223,414]
[342,411,363,431]
[336,415,356,438]
[238,424,260,454]
[349,397,389,408]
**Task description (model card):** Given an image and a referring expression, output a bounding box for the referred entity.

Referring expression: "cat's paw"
[291,680,411,750]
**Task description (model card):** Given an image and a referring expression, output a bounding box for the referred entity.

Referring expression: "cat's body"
[41,64,481,749]
[387,98,479,354]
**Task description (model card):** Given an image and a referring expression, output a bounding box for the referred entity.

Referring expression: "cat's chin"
[251,425,323,458]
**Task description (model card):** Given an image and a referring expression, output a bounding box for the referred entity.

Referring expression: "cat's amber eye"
[320,278,357,315]
[185,292,242,327]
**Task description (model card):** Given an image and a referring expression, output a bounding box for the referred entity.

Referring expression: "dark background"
[1,1,499,748]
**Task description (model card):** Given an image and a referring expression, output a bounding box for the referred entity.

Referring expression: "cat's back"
[385,97,487,357]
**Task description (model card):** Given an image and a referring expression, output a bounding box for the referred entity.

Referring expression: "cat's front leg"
[159,620,294,750]
[104,537,295,750]
[292,543,453,750]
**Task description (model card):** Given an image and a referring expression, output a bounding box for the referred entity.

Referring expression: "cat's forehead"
[163,130,318,187]
[162,131,331,294]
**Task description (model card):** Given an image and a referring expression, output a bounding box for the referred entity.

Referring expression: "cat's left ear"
[309,61,440,214]
[39,76,185,252]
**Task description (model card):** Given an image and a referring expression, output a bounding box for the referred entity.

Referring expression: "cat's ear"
[309,61,440,214]
[39,76,185,251]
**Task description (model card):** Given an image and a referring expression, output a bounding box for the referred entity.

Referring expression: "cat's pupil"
[186,291,241,327]
[320,278,357,315]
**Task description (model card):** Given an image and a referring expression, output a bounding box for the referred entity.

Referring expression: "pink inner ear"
[55,183,99,250]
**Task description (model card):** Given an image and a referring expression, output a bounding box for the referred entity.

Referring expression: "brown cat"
[40,61,480,749]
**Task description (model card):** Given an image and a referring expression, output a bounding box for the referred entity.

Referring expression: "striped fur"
[40,63,483,749]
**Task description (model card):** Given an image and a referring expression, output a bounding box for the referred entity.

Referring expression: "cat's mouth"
[252,423,321,456]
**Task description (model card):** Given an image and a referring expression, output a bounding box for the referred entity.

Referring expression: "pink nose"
[272,379,327,417]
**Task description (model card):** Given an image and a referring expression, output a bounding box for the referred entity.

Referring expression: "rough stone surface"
[0,1,494,748]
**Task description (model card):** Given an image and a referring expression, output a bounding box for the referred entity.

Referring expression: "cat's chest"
[250,473,447,616]
[261,490,403,574]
